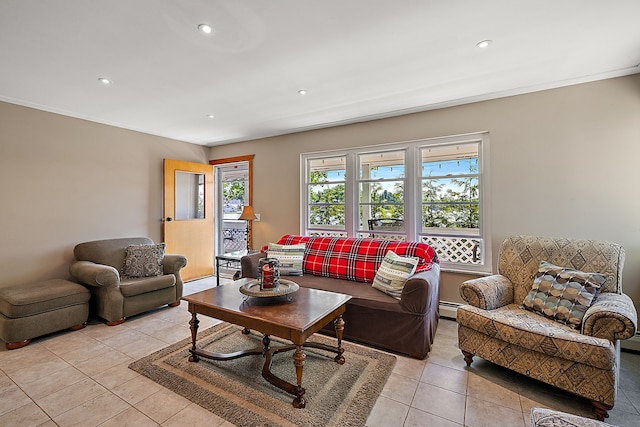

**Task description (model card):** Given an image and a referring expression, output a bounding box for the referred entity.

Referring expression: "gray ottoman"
[0,279,90,349]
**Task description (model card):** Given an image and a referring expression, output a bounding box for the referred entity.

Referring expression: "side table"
[215,250,257,286]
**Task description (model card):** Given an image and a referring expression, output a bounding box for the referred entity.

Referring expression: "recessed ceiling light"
[476,40,492,49]
[298,90,308,95]
[98,77,112,84]
[206,114,215,119]
[198,24,213,34]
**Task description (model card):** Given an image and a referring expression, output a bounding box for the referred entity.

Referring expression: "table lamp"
[238,205,257,250]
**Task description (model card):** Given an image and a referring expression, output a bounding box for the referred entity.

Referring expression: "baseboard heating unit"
[439,301,460,320]
[622,333,640,352]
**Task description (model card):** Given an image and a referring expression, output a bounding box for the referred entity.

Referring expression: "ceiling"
[1,1,639,147]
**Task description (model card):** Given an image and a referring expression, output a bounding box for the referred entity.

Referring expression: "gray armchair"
[70,237,187,325]
[457,236,637,420]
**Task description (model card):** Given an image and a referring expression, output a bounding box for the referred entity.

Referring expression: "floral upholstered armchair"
[457,236,637,420]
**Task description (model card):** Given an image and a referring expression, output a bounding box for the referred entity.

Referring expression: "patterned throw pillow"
[122,243,165,278]
[267,243,305,276]
[372,251,418,299]
[522,260,606,329]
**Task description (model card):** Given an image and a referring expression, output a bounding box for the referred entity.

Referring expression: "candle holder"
[258,258,280,290]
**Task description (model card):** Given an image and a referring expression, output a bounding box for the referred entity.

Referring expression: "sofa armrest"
[241,252,266,279]
[399,263,440,314]
[459,275,514,310]
[69,260,120,288]
[582,293,638,341]
[163,254,187,275]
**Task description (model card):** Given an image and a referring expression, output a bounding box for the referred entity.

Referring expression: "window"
[175,171,205,220]
[419,143,483,267]
[358,150,406,241]
[301,132,491,272]
[305,156,347,237]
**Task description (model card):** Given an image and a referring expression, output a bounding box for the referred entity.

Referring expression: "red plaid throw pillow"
[277,235,310,246]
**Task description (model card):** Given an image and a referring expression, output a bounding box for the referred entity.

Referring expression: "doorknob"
[166,217,173,222]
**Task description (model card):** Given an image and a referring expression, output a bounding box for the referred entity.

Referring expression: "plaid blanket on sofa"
[277,235,438,283]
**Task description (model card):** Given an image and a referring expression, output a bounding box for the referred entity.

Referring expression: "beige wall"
[0,102,209,287]
[209,74,640,309]
[1,75,638,310]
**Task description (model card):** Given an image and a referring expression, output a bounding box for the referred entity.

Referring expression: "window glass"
[309,205,346,226]
[358,150,405,235]
[175,171,205,220]
[421,143,479,233]
[307,156,346,230]
[359,152,405,179]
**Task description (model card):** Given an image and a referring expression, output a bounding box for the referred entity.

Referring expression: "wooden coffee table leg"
[292,345,307,408]
[262,334,271,351]
[334,315,345,365]
[188,312,200,362]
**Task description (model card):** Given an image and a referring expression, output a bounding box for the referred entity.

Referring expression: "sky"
[321,158,478,194]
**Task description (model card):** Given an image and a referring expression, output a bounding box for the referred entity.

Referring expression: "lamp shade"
[238,205,257,221]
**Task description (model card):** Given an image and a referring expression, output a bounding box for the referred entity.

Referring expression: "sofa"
[70,237,187,325]
[241,235,440,359]
[457,235,637,420]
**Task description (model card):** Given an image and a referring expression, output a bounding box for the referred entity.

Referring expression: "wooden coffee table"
[182,279,351,408]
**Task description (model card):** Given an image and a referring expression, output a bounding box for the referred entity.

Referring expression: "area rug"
[129,323,396,427]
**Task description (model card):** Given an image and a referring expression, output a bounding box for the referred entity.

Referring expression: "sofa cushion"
[122,243,165,278]
[457,303,615,370]
[120,274,176,297]
[285,236,436,283]
[0,280,90,318]
[267,243,305,275]
[289,274,400,305]
[522,261,606,329]
[372,251,418,299]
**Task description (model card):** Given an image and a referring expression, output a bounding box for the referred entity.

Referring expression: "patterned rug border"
[129,323,396,427]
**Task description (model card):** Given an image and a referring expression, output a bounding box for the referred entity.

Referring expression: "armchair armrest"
[241,252,266,279]
[399,263,440,315]
[459,275,514,310]
[69,260,120,288]
[163,254,187,275]
[582,293,638,341]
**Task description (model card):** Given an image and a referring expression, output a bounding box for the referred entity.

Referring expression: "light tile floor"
[1,276,639,427]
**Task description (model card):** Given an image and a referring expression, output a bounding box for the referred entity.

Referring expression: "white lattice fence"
[222,228,247,252]
[309,231,348,238]
[358,232,406,242]
[421,236,482,265]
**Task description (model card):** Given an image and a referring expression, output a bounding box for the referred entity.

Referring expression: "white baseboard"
[439,301,460,319]
[621,333,640,352]
[440,301,640,352]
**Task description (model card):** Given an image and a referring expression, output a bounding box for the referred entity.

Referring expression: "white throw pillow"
[267,243,305,276]
[372,250,418,299]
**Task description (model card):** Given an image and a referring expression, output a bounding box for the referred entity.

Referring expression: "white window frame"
[303,155,349,235]
[300,132,492,273]
[357,148,407,239]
